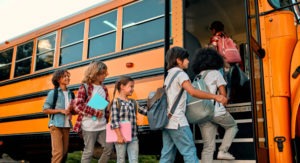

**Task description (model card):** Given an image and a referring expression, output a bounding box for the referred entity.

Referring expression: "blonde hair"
[82,61,107,84]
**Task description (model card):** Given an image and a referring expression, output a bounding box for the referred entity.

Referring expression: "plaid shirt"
[73,83,110,133]
[110,98,147,138]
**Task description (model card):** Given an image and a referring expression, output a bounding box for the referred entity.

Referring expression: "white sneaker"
[217,151,235,160]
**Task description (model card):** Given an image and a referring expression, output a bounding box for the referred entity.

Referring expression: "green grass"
[66,151,159,163]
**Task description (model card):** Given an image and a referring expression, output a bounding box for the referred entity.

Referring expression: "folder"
[106,121,132,143]
[87,93,108,120]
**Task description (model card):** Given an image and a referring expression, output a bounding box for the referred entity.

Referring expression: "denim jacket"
[43,88,73,128]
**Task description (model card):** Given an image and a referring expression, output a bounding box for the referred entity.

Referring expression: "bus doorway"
[184,0,259,162]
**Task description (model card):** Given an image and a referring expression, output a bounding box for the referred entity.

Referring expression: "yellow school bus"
[0,0,299,162]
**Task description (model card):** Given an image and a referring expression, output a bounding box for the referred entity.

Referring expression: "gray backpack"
[186,71,215,124]
[147,71,183,130]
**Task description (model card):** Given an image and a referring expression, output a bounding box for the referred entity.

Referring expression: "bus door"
[184,0,256,161]
[245,0,269,162]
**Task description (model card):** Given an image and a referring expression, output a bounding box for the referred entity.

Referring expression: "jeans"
[81,130,114,163]
[198,112,238,163]
[160,126,198,163]
[114,137,139,163]
[50,126,70,163]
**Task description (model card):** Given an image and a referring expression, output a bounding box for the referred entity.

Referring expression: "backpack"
[147,71,184,130]
[186,71,215,124]
[50,88,75,120]
[217,36,242,63]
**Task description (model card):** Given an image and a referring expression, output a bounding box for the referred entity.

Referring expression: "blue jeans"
[114,137,139,163]
[160,126,199,163]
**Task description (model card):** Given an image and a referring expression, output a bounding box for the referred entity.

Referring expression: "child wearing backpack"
[73,61,113,163]
[43,69,74,163]
[209,20,242,101]
[160,47,228,163]
[192,48,238,163]
[110,76,148,163]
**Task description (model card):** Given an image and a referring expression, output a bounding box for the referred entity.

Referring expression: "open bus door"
[245,0,269,162]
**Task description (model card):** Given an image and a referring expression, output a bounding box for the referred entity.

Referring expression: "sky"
[0,0,109,44]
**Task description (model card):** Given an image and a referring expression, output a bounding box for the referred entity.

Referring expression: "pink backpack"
[217,36,241,63]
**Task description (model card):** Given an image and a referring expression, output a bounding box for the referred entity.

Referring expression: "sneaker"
[217,151,235,160]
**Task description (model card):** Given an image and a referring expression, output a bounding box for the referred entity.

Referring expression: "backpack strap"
[165,70,184,116]
[50,88,59,120]
[51,87,59,109]
[166,71,182,90]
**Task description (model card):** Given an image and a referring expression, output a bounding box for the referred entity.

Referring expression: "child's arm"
[113,128,126,144]
[73,85,103,118]
[43,90,69,115]
[110,99,126,143]
[182,80,228,105]
[218,85,227,97]
[136,101,148,115]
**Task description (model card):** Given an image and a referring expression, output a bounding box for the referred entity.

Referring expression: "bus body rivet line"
[274,136,286,152]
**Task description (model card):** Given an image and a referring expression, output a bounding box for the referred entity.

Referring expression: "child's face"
[121,81,134,96]
[96,69,108,83]
[177,58,189,70]
[58,72,70,86]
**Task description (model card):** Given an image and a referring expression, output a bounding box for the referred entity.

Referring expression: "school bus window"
[60,21,84,66]
[0,48,13,81]
[122,0,165,49]
[268,0,290,8]
[35,33,56,71]
[88,10,117,58]
[14,41,33,77]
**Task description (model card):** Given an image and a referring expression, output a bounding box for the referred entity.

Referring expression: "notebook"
[106,121,132,143]
[87,93,109,120]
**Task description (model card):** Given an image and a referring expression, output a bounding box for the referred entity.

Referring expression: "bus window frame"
[0,48,14,81]
[14,40,34,78]
[59,21,84,66]
[121,0,165,50]
[35,32,57,72]
[88,9,117,58]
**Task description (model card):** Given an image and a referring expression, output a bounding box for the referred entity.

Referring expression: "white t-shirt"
[200,70,227,117]
[164,67,190,129]
[81,84,107,131]
[63,91,70,127]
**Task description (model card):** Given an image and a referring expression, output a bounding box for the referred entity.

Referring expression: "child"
[43,69,74,163]
[110,76,148,163]
[73,61,113,163]
[192,48,238,162]
[160,46,228,163]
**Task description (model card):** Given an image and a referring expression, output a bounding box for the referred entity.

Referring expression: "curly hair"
[166,46,189,70]
[52,69,69,88]
[82,61,107,84]
[192,48,224,74]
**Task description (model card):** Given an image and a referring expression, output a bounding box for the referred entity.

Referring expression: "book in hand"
[106,121,132,143]
[87,93,109,120]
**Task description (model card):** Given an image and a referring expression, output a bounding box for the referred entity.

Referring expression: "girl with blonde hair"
[73,61,113,163]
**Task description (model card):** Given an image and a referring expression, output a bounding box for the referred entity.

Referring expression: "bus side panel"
[264,11,297,163]
[291,25,300,139]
